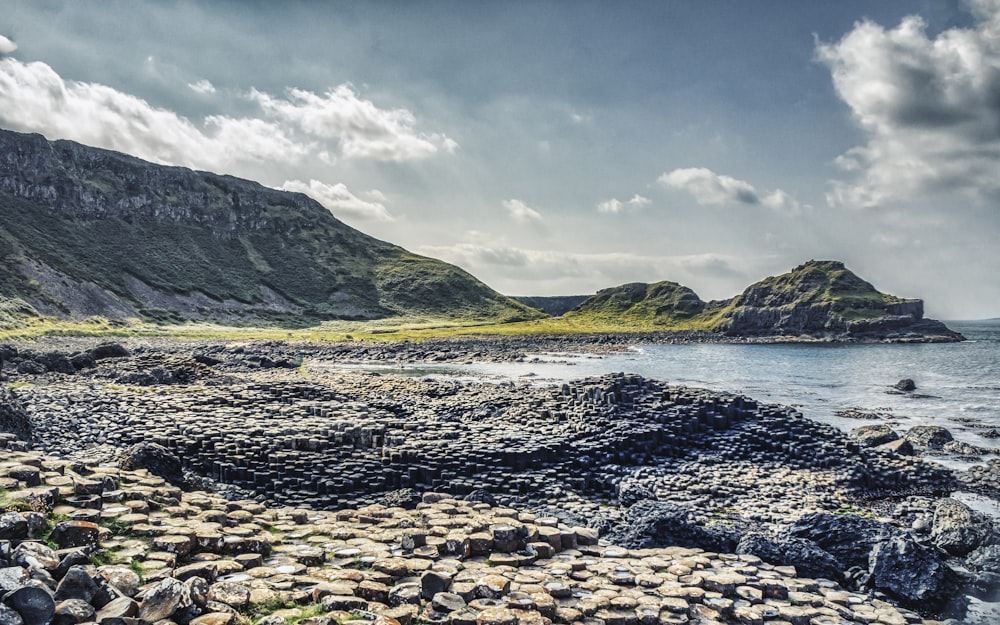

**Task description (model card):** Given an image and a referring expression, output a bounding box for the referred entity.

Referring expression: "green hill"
[0,129,542,327]
[566,260,961,341]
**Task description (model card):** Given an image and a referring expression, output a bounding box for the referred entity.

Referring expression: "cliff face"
[0,128,541,325]
[568,261,963,342]
[711,261,960,340]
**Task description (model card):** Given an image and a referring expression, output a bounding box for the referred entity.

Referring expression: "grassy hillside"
[0,129,541,327]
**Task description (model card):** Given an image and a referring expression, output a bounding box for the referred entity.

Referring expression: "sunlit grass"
[0,312,706,343]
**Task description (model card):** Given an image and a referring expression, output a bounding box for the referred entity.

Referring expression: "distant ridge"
[565,260,963,342]
[0,128,542,327]
[513,295,590,317]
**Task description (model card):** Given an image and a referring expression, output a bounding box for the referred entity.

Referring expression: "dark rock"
[931,498,995,557]
[35,353,74,375]
[49,522,100,550]
[376,489,423,510]
[869,535,963,612]
[193,354,222,367]
[67,354,95,371]
[87,343,130,360]
[51,598,95,625]
[14,362,44,376]
[0,390,33,444]
[118,442,185,488]
[53,566,98,602]
[736,533,842,580]
[617,476,656,507]
[904,425,954,448]
[0,515,27,542]
[462,489,497,507]
[2,581,55,625]
[894,379,917,392]
[849,424,899,448]
[607,500,738,552]
[786,512,899,570]
[967,544,1000,574]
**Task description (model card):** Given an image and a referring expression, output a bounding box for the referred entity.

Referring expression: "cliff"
[0,129,542,325]
[568,261,963,342]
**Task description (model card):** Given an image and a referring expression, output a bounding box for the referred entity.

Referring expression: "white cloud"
[817,1,1000,207]
[597,199,623,214]
[503,198,543,223]
[187,79,216,94]
[628,194,651,208]
[597,194,651,214]
[659,167,804,214]
[659,167,760,206]
[0,35,16,55]
[249,85,457,161]
[279,179,394,222]
[0,56,454,178]
[760,189,803,215]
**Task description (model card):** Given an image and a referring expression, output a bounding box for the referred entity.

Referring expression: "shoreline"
[1,337,998,621]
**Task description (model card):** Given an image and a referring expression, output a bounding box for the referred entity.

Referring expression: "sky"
[1,1,998,319]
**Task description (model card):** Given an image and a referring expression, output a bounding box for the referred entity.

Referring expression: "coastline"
[0,336,997,622]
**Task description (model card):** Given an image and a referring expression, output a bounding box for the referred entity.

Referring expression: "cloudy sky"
[1,1,998,318]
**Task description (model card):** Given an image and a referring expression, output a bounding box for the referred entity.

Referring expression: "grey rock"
[736,533,842,581]
[2,581,55,625]
[137,577,190,623]
[904,425,954,448]
[894,379,916,392]
[53,567,98,602]
[869,535,962,612]
[931,498,995,557]
[849,424,899,448]
[608,500,738,553]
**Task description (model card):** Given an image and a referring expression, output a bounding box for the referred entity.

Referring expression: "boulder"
[967,544,1000,574]
[2,582,54,625]
[0,514,27,541]
[736,533,842,580]
[137,577,190,623]
[53,567,98,602]
[931,498,995,556]
[893,379,917,392]
[376,489,423,510]
[0,390,33,444]
[49,521,100,550]
[786,512,899,570]
[607,500,738,552]
[35,353,74,374]
[869,535,962,612]
[88,343,129,360]
[904,425,954,448]
[118,442,185,487]
[849,424,899,448]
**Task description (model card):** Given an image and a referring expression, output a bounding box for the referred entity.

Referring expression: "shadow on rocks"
[605,499,739,552]
[117,442,188,489]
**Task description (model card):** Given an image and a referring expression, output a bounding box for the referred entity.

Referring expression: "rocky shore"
[0,338,998,623]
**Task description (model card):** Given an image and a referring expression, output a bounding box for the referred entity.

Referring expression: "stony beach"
[0,337,997,624]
